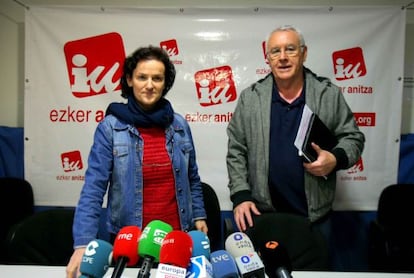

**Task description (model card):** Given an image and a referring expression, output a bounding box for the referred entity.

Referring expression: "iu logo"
[347,158,364,174]
[61,150,83,172]
[332,47,367,81]
[194,65,237,107]
[261,41,269,64]
[160,39,179,57]
[63,32,125,98]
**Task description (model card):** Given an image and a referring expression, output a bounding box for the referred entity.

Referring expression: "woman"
[66,46,208,277]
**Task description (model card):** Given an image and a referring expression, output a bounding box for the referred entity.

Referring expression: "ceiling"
[1,0,414,23]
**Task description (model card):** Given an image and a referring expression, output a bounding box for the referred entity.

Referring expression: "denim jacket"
[73,113,206,247]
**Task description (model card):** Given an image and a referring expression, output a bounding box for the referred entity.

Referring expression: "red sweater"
[138,127,180,230]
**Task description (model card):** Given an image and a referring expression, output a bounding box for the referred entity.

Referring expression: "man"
[226,25,365,241]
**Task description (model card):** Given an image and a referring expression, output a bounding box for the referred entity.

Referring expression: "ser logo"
[332,47,367,81]
[64,32,125,98]
[194,65,237,107]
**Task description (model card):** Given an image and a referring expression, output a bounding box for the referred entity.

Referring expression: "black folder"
[294,105,338,162]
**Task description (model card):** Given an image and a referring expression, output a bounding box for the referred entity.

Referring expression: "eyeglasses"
[267,45,305,59]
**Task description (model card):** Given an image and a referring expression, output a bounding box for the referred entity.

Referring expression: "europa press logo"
[332,47,367,81]
[194,65,237,107]
[63,32,125,98]
[160,39,179,57]
[61,150,83,172]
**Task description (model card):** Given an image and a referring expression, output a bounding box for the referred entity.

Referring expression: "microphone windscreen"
[210,250,239,278]
[80,239,113,278]
[159,230,193,268]
[138,220,173,262]
[233,252,265,278]
[224,232,255,258]
[188,230,211,259]
[112,225,141,266]
[258,241,292,277]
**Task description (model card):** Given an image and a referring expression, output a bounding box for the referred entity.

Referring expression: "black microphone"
[257,241,292,278]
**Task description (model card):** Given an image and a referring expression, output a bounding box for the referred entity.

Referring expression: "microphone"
[137,220,173,278]
[79,239,113,278]
[224,232,255,257]
[188,230,210,259]
[186,231,213,278]
[258,241,292,278]
[110,226,142,278]
[159,230,193,268]
[156,230,193,278]
[225,232,265,278]
[210,250,239,278]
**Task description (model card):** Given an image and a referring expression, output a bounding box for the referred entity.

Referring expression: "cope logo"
[63,32,125,98]
[160,39,179,57]
[194,65,237,107]
[332,47,367,81]
[61,150,83,172]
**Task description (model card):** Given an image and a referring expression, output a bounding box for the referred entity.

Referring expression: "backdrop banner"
[24,5,405,210]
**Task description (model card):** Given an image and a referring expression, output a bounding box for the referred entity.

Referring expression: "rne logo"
[332,47,367,81]
[64,32,125,98]
[61,150,83,172]
[160,39,179,57]
[194,65,237,107]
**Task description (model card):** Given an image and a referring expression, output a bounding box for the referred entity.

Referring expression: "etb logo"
[194,65,237,107]
[160,39,179,57]
[64,32,125,98]
[61,150,83,172]
[332,47,367,81]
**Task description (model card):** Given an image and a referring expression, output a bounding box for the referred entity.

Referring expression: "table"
[1,265,414,277]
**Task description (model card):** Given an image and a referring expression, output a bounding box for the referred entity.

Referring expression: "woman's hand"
[66,247,85,278]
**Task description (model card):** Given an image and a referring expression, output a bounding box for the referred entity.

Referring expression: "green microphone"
[137,220,173,278]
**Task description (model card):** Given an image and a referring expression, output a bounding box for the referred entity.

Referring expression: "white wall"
[1,0,414,133]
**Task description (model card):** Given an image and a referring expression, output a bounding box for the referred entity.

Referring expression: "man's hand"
[303,142,337,177]
[233,201,261,232]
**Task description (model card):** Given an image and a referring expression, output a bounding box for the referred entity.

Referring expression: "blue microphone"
[210,250,239,278]
[186,231,213,278]
[79,239,113,278]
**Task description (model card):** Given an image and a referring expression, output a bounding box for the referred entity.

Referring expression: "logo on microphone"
[85,240,99,257]
[265,241,279,249]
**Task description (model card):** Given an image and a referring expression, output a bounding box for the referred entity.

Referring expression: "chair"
[246,212,329,271]
[0,177,34,263]
[4,208,75,266]
[201,182,223,252]
[368,183,414,272]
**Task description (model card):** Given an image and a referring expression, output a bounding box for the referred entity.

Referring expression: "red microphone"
[156,230,193,278]
[111,226,142,278]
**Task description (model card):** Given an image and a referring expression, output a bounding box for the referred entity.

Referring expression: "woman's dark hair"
[120,45,176,98]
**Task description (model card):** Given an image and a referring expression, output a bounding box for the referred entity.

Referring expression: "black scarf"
[105,94,174,128]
